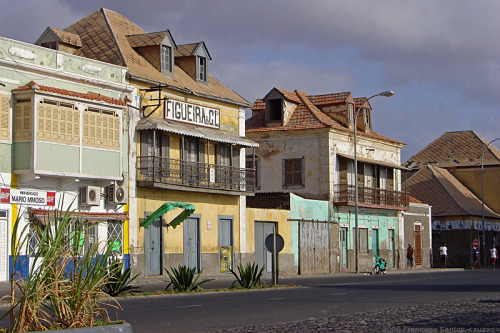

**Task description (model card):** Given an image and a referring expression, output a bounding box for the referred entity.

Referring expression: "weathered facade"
[0,35,132,280]
[50,8,258,277]
[403,131,500,268]
[401,199,432,269]
[246,88,407,273]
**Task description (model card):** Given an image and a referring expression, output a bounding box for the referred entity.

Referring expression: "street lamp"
[481,138,500,268]
[354,90,394,273]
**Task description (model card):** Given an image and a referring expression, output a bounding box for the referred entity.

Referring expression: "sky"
[1,0,499,161]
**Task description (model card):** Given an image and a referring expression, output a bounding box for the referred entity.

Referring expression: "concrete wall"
[245,207,294,275]
[402,203,432,269]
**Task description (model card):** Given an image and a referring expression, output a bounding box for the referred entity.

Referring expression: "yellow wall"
[246,208,291,254]
[136,188,240,254]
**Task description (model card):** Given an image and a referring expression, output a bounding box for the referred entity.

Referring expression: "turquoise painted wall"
[13,142,31,170]
[290,193,330,267]
[82,148,120,177]
[337,210,397,252]
[36,142,79,173]
[0,144,11,172]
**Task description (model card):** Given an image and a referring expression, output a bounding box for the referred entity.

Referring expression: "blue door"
[145,216,162,276]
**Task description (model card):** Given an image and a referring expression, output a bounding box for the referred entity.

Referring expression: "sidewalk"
[0,267,464,300]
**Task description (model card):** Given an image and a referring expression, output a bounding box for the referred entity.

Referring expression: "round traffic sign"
[473,239,480,248]
[265,233,284,253]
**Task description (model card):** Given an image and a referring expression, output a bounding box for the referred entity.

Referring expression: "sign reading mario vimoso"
[0,188,56,206]
[165,99,220,129]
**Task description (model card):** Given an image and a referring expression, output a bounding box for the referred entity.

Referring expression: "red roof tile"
[246,87,404,145]
[13,81,126,106]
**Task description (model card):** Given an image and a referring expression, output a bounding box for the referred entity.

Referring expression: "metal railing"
[333,184,408,207]
[137,156,256,193]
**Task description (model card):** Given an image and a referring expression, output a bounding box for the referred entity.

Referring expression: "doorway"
[340,227,348,269]
[414,224,422,266]
[144,214,162,276]
[372,228,379,258]
[218,217,233,273]
[184,216,201,272]
[255,221,276,273]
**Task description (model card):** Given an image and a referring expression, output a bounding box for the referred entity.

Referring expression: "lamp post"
[354,90,394,273]
[481,138,500,268]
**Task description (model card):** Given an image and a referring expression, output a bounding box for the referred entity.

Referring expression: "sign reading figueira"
[0,188,56,206]
[165,99,220,129]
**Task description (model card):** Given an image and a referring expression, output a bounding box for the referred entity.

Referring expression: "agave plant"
[230,262,265,289]
[102,259,139,297]
[165,265,213,292]
[6,205,121,332]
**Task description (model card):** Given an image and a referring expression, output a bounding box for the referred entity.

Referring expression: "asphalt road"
[111,270,500,332]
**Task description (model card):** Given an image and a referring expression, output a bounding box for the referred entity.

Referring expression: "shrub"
[230,262,265,289]
[102,259,139,297]
[6,206,121,332]
[165,265,213,292]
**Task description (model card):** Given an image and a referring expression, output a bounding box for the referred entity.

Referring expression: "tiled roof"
[175,43,198,57]
[63,8,250,107]
[308,92,350,106]
[126,31,169,48]
[246,88,404,145]
[408,196,423,204]
[405,165,500,218]
[50,27,82,47]
[403,130,500,169]
[13,81,126,106]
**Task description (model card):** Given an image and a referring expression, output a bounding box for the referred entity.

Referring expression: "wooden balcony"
[137,156,256,195]
[333,184,408,208]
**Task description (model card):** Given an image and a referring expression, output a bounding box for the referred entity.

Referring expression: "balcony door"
[182,137,205,185]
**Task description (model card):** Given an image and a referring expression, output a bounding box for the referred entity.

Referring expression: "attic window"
[41,42,57,50]
[197,56,207,82]
[161,45,173,73]
[364,109,370,130]
[268,99,282,122]
[348,104,353,124]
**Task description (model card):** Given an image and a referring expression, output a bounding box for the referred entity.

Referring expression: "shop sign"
[0,188,56,206]
[165,99,220,129]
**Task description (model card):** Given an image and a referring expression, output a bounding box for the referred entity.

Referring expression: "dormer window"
[348,104,354,125]
[197,56,207,82]
[364,108,370,130]
[268,99,282,121]
[161,44,173,73]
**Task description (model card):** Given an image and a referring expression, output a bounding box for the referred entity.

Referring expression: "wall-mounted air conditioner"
[80,186,101,206]
[106,175,128,205]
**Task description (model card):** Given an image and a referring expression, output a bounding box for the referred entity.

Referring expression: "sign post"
[473,239,480,248]
[265,228,284,286]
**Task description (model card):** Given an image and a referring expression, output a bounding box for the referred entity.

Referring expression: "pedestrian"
[490,245,497,269]
[439,242,447,269]
[406,244,414,269]
[472,246,479,269]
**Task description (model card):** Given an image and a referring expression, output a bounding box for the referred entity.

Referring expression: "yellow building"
[45,8,258,276]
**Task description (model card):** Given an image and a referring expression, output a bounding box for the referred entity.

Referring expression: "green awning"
[140,202,195,229]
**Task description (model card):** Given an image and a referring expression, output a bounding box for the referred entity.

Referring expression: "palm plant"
[102,259,139,297]
[7,206,121,332]
[165,265,213,292]
[230,262,265,289]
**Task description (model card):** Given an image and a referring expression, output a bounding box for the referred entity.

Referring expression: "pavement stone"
[213,297,500,333]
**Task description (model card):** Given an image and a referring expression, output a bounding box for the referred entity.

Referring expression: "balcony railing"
[137,156,256,193]
[333,184,408,208]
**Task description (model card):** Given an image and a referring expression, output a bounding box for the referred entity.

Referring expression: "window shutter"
[232,146,240,169]
[0,95,10,140]
[198,140,205,163]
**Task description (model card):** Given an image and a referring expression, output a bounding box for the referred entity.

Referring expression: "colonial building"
[38,8,258,277]
[403,131,500,268]
[0,35,132,280]
[246,88,407,273]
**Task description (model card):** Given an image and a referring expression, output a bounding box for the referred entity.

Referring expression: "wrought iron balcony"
[333,184,408,208]
[137,156,256,194]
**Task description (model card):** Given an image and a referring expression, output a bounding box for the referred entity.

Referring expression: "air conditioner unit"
[106,177,128,205]
[80,186,101,206]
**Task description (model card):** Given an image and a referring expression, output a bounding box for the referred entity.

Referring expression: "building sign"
[0,188,56,206]
[165,99,220,129]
